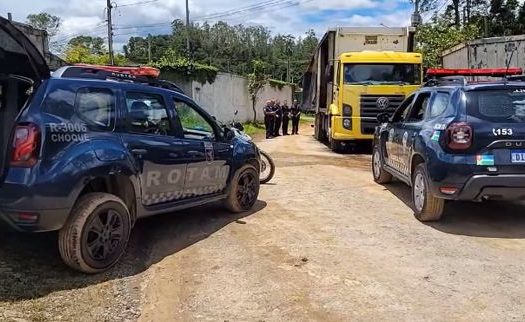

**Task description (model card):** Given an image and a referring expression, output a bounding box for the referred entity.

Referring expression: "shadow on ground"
[0,200,267,301]
[385,182,525,239]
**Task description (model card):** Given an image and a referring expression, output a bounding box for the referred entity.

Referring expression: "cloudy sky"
[1,0,417,51]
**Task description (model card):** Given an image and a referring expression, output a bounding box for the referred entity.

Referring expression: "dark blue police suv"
[372,70,525,222]
[0,17,260,273]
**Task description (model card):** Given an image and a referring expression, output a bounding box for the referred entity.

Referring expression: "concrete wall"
[442,35,525,70]
[162,72,293,123]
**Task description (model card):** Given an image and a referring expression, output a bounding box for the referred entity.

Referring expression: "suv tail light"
[11,124,40,167]
[446,122,472,150]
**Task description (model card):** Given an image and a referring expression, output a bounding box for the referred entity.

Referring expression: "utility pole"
[185,0,190,56]
[147,34,152,63]
[106,0,115,65]
[411,0,422,27]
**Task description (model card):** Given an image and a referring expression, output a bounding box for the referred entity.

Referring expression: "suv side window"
[428,92,450,118]
[43,86,116,130]
[173,98,215,140]
[76,88,115,129]
[406,92,432,123]
[125,92,172,136]
[392,94,415,123]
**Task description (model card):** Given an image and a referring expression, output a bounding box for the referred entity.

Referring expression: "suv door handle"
[131,148,148,156]
[188,150,205,157]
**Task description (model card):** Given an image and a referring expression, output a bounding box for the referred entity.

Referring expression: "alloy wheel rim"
[414,173,425,212]
[85,209,124,262]
[260,156,271,181]
[237,172,257,208]
[373,150,381,178]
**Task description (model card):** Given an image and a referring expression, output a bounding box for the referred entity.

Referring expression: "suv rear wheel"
[412,164,444,222]
[225,164,260,213]
[59,193,131,274]
[372,145,392,184]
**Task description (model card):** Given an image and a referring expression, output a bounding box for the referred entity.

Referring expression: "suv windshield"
[344,63,421,85]
[466,88,525,123]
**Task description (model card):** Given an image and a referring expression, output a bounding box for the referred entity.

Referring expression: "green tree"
[416,18,481,67]
[68,36,105,55]
[26,12,61,51]
[248,60,269,123]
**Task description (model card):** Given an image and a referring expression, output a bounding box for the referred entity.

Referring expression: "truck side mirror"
[377,112,391,123]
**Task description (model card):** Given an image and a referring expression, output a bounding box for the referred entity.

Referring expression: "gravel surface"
[3,123,525,321]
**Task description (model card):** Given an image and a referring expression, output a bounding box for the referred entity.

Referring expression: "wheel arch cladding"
[77,174,138,224]
[411,153,425,178]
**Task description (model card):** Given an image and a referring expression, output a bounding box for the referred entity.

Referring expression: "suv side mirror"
[233,122,244,131]
[377,112,391,123]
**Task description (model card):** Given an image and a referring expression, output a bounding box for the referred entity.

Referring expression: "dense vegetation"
[414,0,525,66]
[123,20,319,83]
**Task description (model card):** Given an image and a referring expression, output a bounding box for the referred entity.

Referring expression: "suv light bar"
[427,68,523,77]
[74,64,161,78]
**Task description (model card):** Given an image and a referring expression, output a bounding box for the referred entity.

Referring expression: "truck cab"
[328,51,423,150]
[303,27,423,151]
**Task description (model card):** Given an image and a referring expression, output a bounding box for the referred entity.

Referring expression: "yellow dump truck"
[302,27,423,151]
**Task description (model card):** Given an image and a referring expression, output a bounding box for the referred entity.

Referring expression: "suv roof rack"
[424,76,467,87]
[54,64,186,94]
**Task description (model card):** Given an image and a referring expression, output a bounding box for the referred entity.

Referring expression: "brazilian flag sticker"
[477,154,495,166]
[431,131,441,142]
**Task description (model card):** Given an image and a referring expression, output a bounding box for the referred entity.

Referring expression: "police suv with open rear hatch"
[0,16,260,273]
[372,68,525,221]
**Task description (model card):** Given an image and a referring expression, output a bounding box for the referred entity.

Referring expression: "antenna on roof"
[504,41,519,83]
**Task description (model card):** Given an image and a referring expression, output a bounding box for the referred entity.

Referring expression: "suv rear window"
[466,89,525,123]
[43,85,115,129]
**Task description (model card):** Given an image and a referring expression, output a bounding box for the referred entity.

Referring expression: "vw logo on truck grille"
[376,97,390,109]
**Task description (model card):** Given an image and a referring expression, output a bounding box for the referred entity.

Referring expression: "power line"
[54,23,107,44]
[113,0,296,31]
[117,0,159,8]
[423,0,452,22]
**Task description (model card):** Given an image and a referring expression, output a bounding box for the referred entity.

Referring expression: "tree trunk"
[252,97,257,123]
[453,0,461,27]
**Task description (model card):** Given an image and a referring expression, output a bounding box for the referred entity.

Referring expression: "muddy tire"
[59,193,131,274]
[259,150,275,184]
[412,164,444,222]
[225,164,260,213]
[372,145,392,184]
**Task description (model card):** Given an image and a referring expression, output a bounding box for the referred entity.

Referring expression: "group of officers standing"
[263,99,301,139]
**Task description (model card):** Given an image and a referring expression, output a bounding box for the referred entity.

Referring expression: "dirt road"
[3,124,525,321]
[137,126,525,321]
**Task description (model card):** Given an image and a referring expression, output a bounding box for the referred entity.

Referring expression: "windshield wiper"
[378,81,411,85]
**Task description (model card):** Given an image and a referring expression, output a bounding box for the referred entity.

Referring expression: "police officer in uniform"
[273,99,282,137]
[281,100,291,135]
[263,100,275,139]
[291,99,301,135]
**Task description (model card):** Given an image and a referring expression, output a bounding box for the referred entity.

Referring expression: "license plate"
[511,150,525,163]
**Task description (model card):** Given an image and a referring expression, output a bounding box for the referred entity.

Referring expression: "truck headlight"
[343,118,352,129]
[343,104,352,116]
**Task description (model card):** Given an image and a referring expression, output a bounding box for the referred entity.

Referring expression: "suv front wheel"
[59,193,132,274]
[225,164,260,213]
[372,145,392,184]
[412,164,444,222]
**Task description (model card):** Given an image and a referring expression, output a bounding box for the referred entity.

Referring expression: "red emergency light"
[74,64,161,78]
[427,67,523,77]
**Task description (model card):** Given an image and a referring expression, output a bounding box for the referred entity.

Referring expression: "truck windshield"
[344,64,421,85]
